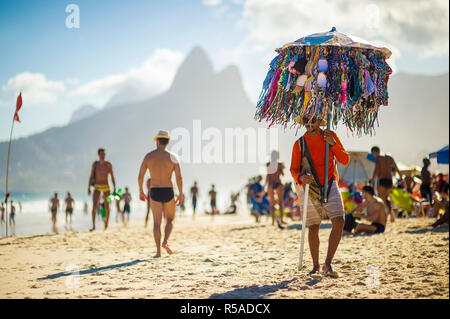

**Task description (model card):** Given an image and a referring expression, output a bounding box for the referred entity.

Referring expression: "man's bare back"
[366,198,387,226]
[50,197,59,210]
[374,156,396,180]
[144,149,177,188]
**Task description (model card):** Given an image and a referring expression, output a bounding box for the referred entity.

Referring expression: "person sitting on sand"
[87,148,116,231]
[251,192,270,223]
[138,130,183,258]
[343,186,387,235]
[371,146,404,222]
[64,192,75,226]
[49,193,60,229]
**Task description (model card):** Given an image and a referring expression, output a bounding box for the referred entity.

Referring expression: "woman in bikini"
[266,150,285,229]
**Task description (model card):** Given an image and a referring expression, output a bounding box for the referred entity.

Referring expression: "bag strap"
[302,136,322,188]
[299,135,335,202]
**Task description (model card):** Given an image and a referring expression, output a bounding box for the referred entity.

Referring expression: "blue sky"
[0,0,449,141]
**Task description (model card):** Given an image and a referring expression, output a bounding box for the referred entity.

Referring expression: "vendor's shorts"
[298,181,345,227]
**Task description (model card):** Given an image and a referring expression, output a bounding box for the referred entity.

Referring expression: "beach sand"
[0,213,448,299]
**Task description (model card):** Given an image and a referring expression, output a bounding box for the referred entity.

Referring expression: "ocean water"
[0,191,247,237]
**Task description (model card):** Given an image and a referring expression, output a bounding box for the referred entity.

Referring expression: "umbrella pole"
[352,158,356,211]
[297,183,309,270]
[323,105,333,204]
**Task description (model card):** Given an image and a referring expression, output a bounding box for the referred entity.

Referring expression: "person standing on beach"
[190,181,199,218]
[370,146,403,222]
[266,150,286,229]
[290,115,350,277]
[88,148,116,231]
[420,158,433,205]
[122,187,132,225]
[49,193,60,229]
[9,200,16,226]
[1,203,5,224]
[138,130,183,258]
[209,185,217,215]
[144,178,152,228]
[64,192,75,226]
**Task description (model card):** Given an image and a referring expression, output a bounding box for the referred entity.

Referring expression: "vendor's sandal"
[322,265,339,278]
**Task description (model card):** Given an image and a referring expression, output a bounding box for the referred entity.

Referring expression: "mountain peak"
[169,46,214,91]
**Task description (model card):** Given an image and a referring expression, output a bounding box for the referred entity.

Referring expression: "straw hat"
[295,115,327,127]
[153,130,171,141]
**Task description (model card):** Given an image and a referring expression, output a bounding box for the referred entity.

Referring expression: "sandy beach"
[0,213,448,299]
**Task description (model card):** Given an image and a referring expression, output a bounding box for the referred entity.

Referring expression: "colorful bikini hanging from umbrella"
[255,27,393,136]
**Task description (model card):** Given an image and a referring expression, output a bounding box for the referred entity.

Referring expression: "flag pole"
[4,117,15,238]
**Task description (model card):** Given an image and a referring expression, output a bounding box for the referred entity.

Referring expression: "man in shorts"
[290,115,349,277]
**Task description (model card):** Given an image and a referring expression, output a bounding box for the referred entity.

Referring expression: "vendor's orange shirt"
[290,131,349,185]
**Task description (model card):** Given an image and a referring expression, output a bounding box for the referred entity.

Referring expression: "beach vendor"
[88,148,116,231]
[290,115,349,277]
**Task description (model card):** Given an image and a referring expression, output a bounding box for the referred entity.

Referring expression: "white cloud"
[203,0,222,6]
[218,0,448,101]
[239,0,449,57]
[70,48,184,106]
[2,72,66,105]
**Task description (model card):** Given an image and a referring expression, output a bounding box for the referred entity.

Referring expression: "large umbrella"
[429,145,449,165]
[337,151,375,185]
[256,27,392,202]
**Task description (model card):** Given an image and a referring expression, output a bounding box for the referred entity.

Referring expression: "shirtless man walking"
[266,150,285,228]
[49,193,60,231]
[88,148,116,231]
[343,186,387,235]
[138,130,183,258]
[370,146,403,222]
[64,192,75,226]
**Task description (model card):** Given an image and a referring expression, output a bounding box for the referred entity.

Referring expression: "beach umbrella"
[429,145,449,165]
[338,151,375,185]
[255,27,392,269]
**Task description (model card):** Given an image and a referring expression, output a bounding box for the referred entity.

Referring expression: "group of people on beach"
[3,116,447,278]
[1,200,18,226]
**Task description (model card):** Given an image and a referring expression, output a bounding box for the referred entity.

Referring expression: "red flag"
[14,92,22,122]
